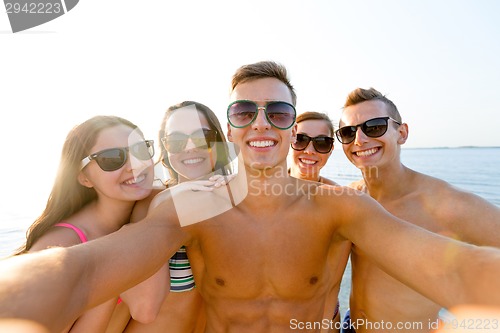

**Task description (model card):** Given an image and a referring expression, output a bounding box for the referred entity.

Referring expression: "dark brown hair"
[158,101,232,187]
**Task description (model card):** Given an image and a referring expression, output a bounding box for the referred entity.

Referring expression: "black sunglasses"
[335,117,401,144]
[227,100,296,130]
[291,134,334,154]
[161,128,218,154]
[81,140,154,172]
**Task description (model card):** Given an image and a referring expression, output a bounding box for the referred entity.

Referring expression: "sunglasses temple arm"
[80,156,91,170]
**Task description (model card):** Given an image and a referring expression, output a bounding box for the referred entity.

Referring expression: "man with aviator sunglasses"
[129,61,500,333]
[337,87,500,333]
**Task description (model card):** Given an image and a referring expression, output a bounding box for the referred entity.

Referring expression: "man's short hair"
[231,61,297,106]
[343,87,402,123]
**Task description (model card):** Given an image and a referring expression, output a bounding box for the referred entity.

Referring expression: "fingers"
[208,174,236,187]
[208,176,227,188]
[189,185,214,192]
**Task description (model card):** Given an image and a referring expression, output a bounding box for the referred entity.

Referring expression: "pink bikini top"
[54,222,88,243]
[54,222,124,304]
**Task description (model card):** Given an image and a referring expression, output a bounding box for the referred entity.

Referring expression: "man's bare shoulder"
[347,179,366,192]
[412,170,490,205]
[309,182,374,218]
[320,176,340,186]
[407,170,500,229]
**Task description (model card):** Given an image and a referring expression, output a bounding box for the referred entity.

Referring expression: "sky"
[0,0,499,215]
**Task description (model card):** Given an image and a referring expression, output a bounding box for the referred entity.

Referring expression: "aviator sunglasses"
[291,134,334,154]
[81,140,154,172]
[227,100,296,130]
[335,117,401,144]
[161,128,218,154]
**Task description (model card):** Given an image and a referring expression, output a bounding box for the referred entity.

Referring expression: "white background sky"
[1,0,499,214]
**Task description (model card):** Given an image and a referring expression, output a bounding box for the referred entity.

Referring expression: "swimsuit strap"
[54,223,88,243]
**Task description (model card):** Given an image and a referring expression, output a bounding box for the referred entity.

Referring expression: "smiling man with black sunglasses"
[337,87,500,333]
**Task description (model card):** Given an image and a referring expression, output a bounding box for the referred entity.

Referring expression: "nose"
[353,126,369,146]
[303,140,316,153]
[251,107,271,131]
[184,137,198,151]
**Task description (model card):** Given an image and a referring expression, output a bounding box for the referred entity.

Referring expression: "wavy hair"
[15,116,143,254]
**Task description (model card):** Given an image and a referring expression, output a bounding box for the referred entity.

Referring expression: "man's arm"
[118,191,170,323]
[0,197,187,333]
[336,192,500,308]
[437,186,500,247]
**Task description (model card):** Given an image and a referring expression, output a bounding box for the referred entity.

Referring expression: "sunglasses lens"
[265,102,296,129]
[162,129,217,153]
[162,135,187,154]
[95,149,127,171]
[291,134,310,151]
[313,137,334,153]
[363,118,388,138]
[227,101,257,128]
[336,117,391,144]
[202,129,217,148]
[336,127,357,144]
[189,129,217,149]
[130,140,155,160]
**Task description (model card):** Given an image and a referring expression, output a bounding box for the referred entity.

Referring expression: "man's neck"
[362,162,413,202]
[231,160,293,208]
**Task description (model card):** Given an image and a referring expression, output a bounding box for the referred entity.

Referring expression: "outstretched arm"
[438,187,500,247]
[337,192,500,308]
[118,191,170,323]
[118,178,224,323]
[0,196,187,333]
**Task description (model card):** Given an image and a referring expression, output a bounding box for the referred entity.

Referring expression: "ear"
[397,123,409,145]
[227,122,233,142]
[78,171,94,188]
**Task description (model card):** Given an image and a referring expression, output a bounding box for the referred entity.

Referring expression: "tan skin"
[1,118,500,333]
[3,79,500,332]
[290,118,338,186]
[289,117,341,331]
[340,100,500,332]
[148,78,496,332]
[122,108,214,333]
[29,125,155,333]
[2,215,500,333]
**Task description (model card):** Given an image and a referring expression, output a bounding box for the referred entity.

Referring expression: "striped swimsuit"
[169,246,195,292]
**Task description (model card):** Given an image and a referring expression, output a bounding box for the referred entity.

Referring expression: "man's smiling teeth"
[249,140,275,148]
[355,148,379,157]
[183,158,204,165]
[300,158,317,165]
[124,174,145,185]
